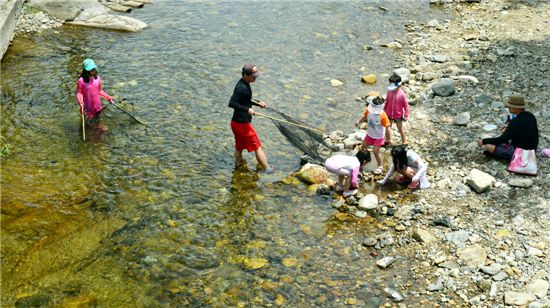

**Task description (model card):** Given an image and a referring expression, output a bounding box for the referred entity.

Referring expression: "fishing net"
[266,108,334,163]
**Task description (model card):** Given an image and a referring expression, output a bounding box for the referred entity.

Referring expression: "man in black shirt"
[477,94,539,160]
[228,64,270,169]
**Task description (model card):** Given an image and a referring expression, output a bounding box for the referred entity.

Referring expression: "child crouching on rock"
[378,145,430,189]
[356,96,391,175]
[324,150,371,197]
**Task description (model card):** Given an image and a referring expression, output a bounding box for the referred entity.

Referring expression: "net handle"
[255,112,325,134]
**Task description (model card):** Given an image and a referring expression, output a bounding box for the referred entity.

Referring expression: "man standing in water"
[228,64,270,170]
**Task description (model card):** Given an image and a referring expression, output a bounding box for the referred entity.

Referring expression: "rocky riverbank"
[297,0,549,306]
[14,0,150,35]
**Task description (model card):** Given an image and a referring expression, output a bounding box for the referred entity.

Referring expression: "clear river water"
[1,1,449,306]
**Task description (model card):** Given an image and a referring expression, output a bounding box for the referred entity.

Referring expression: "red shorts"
[231,121,261,152]
[364,135,385,147]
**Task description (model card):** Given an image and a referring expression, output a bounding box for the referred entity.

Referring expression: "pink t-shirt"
[384,88,409,120]
[76,76,112,118]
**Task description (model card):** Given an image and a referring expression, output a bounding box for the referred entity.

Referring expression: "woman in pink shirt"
[76,59,113,119]
[384,74,409,145]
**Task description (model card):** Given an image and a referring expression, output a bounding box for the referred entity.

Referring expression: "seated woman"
[378,145,430,189]
[477,94,538,161]
[324,150,371,197]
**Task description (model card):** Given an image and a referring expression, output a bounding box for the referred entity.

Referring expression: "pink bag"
[507,148,537,175]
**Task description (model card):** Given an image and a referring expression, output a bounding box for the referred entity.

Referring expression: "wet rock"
[59,295,97,307]
[354,210,368,218]
[376,256,396,268]
[383,287,404,302]
[15,294,51,308]
[358,194,378,210]
[296,163,329,185]
[361,74,377,84]
[316,184,331,195]
[465,168,495,193]
[432,78,456,96]
[504,291,536,306]
[362,237,377,247]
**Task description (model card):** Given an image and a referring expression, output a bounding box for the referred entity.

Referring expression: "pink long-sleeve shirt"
[384,88,409,120]
[76,76,112,118]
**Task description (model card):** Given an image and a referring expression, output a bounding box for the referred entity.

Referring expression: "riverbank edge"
[0,0,24,59]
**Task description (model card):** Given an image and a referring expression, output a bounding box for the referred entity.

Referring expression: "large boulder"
[29,0,107,21]
[431,78,456,97]
[465,168,495,193]
[296,163,330,185]
[67,14,147,32]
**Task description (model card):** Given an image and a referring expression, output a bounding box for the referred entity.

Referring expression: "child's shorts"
[389,117,403,124]
[364,135,385,147]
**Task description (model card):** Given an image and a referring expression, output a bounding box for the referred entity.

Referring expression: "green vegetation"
[0,135,12,158]
[23,6,43,15]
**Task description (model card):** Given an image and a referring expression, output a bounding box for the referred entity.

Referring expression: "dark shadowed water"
[1,1,449,306]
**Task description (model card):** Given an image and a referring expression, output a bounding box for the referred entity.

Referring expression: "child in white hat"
[356,96,391,174]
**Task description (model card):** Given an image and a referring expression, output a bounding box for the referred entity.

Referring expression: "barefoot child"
[325,150,371,198]
[356,96,390,174]
[378,145,430,189]
[384,74,409,145]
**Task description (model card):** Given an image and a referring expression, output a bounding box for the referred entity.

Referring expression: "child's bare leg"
[344,175,352,192]
[234,149,245,166]
[373,146,382,167]
[396,121,407,144]
[338,175,344,187]
[385,120,394,145]
[397,167,416,179]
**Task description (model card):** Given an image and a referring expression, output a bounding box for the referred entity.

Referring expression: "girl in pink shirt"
[76,59,113,119]
[384,74,409,145]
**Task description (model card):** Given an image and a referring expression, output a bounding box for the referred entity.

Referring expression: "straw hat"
[503,94,527,109]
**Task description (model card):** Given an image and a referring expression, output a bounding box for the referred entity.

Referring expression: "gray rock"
[427,279,444,292]
[465,168,495,193]
[376,256,397,268]
[412,228,435,243]
[384,287,404,302]
[439,260,460,269]
[475,94,492,105]
[432,78,456,97]
[526,279,549,299]
[504,291,536,306]
[453,112,471,126]
[358,194,378,210]
[508,178,533,188]
[457,245,487,267]
[431,54,448,63]
[480,263,503,276]
[492,271,508,282]
[393,68,411,83]
[362,237,377,247]
[445,230,471,248]
[354,210,368,218]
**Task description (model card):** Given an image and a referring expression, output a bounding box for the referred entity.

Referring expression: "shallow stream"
[1,1,449,306]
